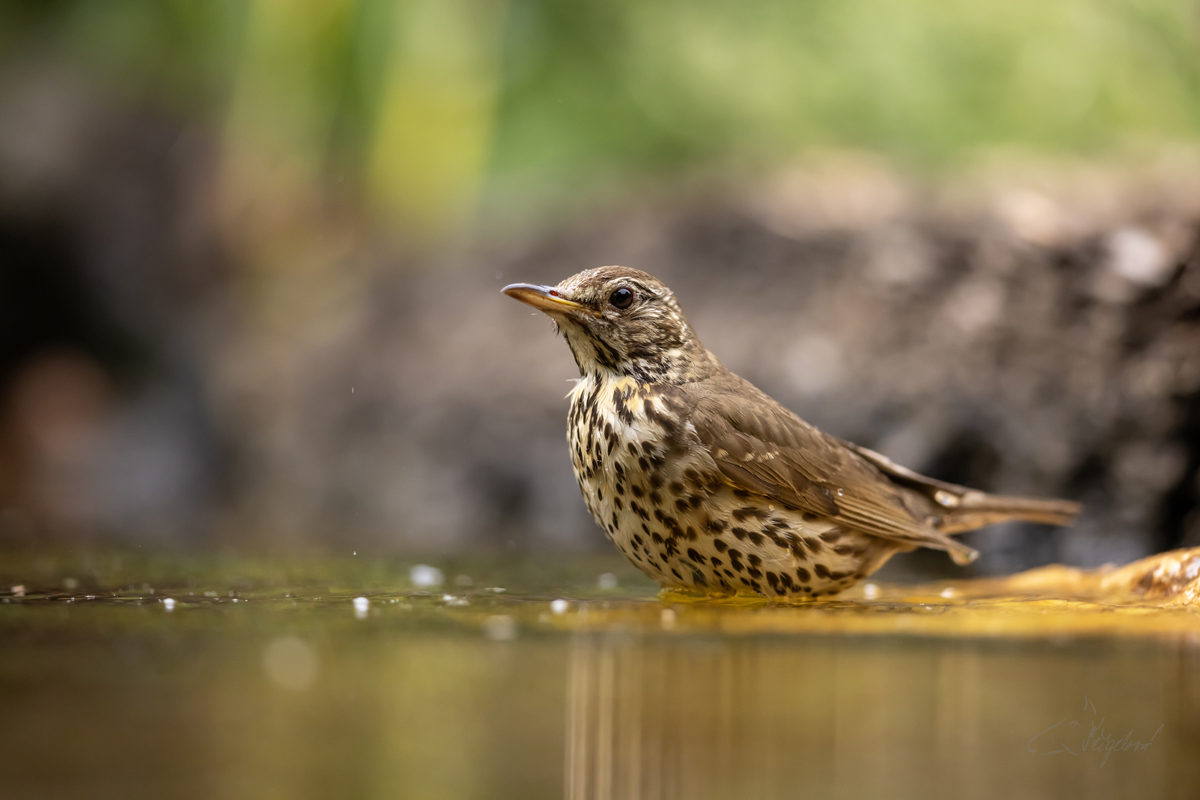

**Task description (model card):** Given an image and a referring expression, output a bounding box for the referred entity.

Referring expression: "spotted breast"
[567,374,889,596]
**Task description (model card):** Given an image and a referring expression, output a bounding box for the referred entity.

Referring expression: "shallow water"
[2,549,1198,800]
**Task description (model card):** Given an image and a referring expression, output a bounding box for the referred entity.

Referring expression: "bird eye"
[609,287,635,310]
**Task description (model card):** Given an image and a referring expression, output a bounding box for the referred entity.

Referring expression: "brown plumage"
[503,266,1081,597]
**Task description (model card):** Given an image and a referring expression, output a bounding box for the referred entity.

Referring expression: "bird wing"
[681,375,978,564]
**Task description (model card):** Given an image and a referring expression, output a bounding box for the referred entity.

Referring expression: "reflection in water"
[566,634,1200,800]
[4,550,1200,799]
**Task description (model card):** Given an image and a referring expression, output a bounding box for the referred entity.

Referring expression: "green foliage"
[3,0,1198,213]
[490,0,1200,181]
[0,0,247,113]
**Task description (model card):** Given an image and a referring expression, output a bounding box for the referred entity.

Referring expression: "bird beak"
[502,283,596,316]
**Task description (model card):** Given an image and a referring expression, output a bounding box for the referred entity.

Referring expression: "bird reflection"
[563,632,1188,800]
[566,634,845,800]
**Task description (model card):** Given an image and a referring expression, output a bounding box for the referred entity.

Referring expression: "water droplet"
[550,598,569,614]
[410,565,444,588]
[934,490,959,508]
[163,598,176,611]
[836,488,845,497]
[598,573,618,590]
[353,596,369,618]
[950,548,979,566]
[862,583,880,600]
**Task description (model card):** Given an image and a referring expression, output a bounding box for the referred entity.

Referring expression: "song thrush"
[503,266,1081,597]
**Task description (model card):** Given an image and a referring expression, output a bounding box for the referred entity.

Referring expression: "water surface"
[2,549,1197,799]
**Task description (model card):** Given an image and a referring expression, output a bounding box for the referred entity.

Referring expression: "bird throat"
[560,321,716,385]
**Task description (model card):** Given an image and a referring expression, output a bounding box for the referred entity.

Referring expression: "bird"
[502,266,1082,598]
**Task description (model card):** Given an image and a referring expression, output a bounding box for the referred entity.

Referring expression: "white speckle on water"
[442,594,469,607]
[487,587,506,594]
[483,615,517,641]
[353,551,356,556]
[550,598,569,614]
[410,564,444,588]
[10,585,24,597]
[232,598,239,603]
[863,583,880,600]
[262,637,318,691]
[353,596,370,618]
[598,573,618,590]
[163,598,176,611]
[940,587,957,599]
[661,608,676,628]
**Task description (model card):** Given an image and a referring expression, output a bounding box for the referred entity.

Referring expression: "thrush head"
[503,266,719,384]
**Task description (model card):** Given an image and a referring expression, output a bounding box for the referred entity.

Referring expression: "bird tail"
[846,442,1082,537]
[934,491,1082,534]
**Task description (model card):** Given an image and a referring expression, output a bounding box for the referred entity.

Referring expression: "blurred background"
[1,0,1199,577]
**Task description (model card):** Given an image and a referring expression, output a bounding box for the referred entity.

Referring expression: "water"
[1,549,1198,799]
